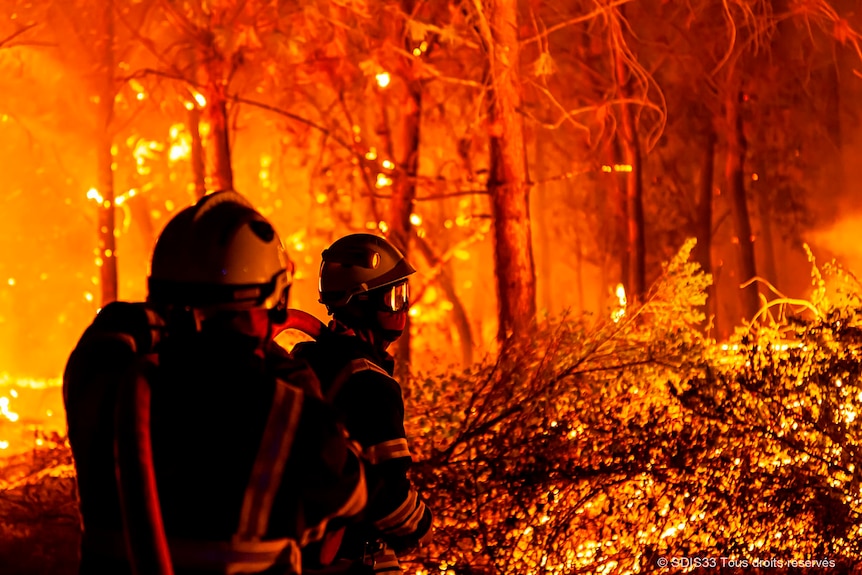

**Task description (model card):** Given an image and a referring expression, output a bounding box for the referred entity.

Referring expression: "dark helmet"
[148,191,293,312]
[319,233,415,314]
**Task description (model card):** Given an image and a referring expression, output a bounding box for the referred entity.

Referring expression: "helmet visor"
[379,282,409,313]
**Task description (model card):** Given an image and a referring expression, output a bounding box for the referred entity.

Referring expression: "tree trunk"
[756,180,778,289]
[534,132,552,315]
[206,92,233,192]
[97,0,117,307]
[200,44,233,192]
[189,103,206,200]
[389,9,423,379]
[695,125,716,331]
[725,89,759,322]
[614,46,646,301]
[482,0,537,346]
[610,139,628,291]
[188,49,206,200]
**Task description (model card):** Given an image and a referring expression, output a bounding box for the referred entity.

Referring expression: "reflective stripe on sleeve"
[373,489,418,533]
[365,438,411,464]
[389,500,427,537]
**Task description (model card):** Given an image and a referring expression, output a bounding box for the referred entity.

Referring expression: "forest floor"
[0,446,80,575]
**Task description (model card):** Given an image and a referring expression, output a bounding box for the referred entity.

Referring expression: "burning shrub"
[403,241,862,574]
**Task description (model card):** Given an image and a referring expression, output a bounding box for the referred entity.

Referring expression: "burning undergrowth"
[402,241,862,574]
[3,241,862,574]
[0,444,79,575]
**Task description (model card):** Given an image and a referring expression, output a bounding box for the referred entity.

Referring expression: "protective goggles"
[372,282,410,313]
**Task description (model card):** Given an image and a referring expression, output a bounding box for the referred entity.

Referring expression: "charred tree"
[476,0,537,347]
[695,124,717,331]
[755,178,778,289]
[725,88,759,322]
[613,19,646,302]
[96,0,117,306]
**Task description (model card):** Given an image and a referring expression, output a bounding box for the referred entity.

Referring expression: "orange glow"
[0,395,20,422]
[612,283,627,323]
[601,164,633,173]
[86,187,104,203]
[0,374,66,455]
[132,138,164,176]
[375,72,391,88]
[376,173,393,188]
[168,123,192,162]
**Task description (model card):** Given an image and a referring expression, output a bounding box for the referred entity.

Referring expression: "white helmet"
[147,191,293,311]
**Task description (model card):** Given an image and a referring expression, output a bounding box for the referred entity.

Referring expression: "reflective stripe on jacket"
[293,334,433,567]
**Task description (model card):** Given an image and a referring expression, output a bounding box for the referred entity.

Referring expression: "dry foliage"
[0,442,80,575]
[403,240,862,574]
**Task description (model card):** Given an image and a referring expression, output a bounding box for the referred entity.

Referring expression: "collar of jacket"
[324,321,396,376]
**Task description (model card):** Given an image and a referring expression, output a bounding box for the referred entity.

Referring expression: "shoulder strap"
[326,358,392,403]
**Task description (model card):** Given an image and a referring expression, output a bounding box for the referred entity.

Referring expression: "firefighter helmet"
[148,191,293,311]
[319,233,415,312]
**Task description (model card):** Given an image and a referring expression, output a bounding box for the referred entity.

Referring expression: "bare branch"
[0,23,39,49]
[521,0,635,47]
[232,95,355,153]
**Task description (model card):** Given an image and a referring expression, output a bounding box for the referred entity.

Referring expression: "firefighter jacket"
[63,302,367,575]
[293,328,432,573]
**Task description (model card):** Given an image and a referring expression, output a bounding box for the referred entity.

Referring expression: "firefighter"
[293,234,432,574]
[64,191,366,575]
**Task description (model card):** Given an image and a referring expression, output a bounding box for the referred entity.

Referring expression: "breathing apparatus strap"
[114,354,175,575]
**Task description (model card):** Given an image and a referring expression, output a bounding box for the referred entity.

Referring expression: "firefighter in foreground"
[293,234,432,574]
[64,191,366,574]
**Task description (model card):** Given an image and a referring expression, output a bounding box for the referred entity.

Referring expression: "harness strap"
[326,358,391,403]
[115,354,174,575]
[237,379,304,540]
